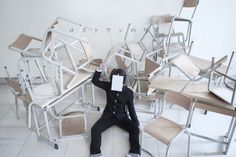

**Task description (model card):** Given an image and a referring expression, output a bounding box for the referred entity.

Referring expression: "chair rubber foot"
[97,107,100,111]
[54,144,59,150]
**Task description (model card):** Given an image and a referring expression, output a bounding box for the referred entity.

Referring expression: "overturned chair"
[166,53,228,92]
[17,64,90,149]
[132,57,162,117]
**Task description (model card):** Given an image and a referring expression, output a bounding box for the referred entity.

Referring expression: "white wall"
[0,0,235,77]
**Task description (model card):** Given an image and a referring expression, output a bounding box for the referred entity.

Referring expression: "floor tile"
[0,127,30,157]
[65,139,90,157]
[0,105,27,128]
[1,84,236,157]
[0,104,11,121]
[194,126,236,156]
[18,131,67,157]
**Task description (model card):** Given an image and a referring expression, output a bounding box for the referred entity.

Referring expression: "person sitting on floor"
[90,63,140,157]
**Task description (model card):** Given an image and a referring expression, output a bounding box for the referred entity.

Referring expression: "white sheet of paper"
[111,75,124,92]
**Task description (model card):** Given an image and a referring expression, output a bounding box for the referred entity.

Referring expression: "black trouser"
[90,112,140,155]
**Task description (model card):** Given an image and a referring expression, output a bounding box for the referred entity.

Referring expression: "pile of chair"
[6,17,102,149]
[4,0,236,155]
[103,0,235,156]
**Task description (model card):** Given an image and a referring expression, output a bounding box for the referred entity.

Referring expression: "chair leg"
[15,96,20,119]
[140,131,144,157]
[140,131,155,157]
[28,102,34,128]
[165,144,171,157]
[186,132,191,157]
[32,105,41,136]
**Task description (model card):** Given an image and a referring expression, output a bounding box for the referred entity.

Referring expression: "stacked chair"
[5,0,236,155]
[8,17,101,149]
[4,66,31,120]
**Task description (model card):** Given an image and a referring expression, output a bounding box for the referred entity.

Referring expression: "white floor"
[0,84,236,157]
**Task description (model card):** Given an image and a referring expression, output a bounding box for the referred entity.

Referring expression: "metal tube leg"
[15,96,20,119]
[35,59,47,81]
[43,110,51,140]
[28,102,34,128]
[32,105,40,136]
[91,84,95,106]
[225,117,235,138]
[225,118,236,155]
[140,131,144,157]
[141,131,155,157]
[152,101,155,118]
[81,85,85,102]
[187,132,191,157]
[165,144,171,157]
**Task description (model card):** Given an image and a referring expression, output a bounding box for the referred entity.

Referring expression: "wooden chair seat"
[145,117,183,145]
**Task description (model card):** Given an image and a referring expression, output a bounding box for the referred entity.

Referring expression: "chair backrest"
[151,15,175,50]
[183,0,199,8]
[165,91,192,111]
[208,52,236,105]
[41,19,59,52]
[208,70,236,105]
[43,31,53,49]
[152,15,173,25]
[180,0,200,19]
[115,56,129,70]
[80,40,93,61]
[10,34,33,51]
[4,66,22,94]
[144,57,161,77]
[171,54,200,80]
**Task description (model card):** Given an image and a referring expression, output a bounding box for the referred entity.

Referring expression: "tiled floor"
[0,84,235,157]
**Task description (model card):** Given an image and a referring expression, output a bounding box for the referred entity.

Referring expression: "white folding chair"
[144,14,192,68]
[132,57,162,117]
[9,17,94,89]
[174,0,200,47]
[18,64,90,149]
[208,51,236,106]
[168,53,228,92]
[9,33,48,82]
[106,23,151,77]
[142,91,195,157]
[76,39,103,73]
[41,17,95,89]
[4,66,31,119]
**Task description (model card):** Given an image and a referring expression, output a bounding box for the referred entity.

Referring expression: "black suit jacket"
[92,70,139,126]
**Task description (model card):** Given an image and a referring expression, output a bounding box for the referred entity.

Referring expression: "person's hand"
[97,62,107,72]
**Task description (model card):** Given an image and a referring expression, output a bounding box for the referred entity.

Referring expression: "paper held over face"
[111,75,124,92]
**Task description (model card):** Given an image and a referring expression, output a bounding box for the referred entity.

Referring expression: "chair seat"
[144,117,183,145]
[61,111,86,136]
[189,55,227,74]
[210,86,233,104]
[32,71,92,109]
